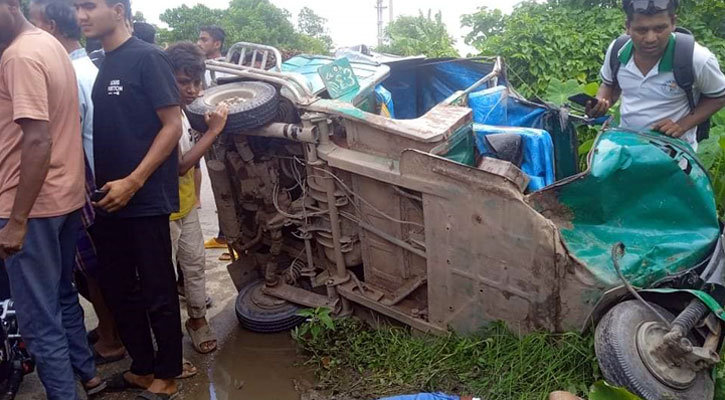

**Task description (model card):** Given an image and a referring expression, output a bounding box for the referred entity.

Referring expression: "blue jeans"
[0,211,96,400]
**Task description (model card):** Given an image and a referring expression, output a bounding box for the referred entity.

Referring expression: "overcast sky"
[134,0,526,55]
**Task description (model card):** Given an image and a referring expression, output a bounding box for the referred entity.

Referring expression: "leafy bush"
[462,0,725,99]
[376,10,460,58]
[158,0,332,54]
[696,110,725,216]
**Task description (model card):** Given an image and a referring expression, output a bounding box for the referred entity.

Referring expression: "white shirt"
[70,48,98,173]
[601,36,725,147]
[179,112,193,156]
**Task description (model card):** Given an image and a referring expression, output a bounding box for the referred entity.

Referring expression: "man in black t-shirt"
[75,0,183,397]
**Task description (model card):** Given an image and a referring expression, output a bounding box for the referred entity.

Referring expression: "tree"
[460,7,505,51]
[461,0,725,98]
[298,7,333,52]
[159,4,225,45]
[159,0,331,55]
[377,10,459,58]
[133,11,146,23]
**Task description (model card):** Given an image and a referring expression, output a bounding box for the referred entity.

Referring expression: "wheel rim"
[636,321,697,390]
[204,88,256,107]
[249,283,288,310]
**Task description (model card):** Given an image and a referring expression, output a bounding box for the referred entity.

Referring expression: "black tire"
[187,81,279,134]
[595,300,714,400]
[234,279,306,333]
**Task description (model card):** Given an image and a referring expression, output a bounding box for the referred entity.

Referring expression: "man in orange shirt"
[0,0,104,398]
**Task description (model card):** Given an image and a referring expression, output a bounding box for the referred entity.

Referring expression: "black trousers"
[92,215,182,379]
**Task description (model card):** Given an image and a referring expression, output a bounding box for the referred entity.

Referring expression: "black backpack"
[608,29,711,141]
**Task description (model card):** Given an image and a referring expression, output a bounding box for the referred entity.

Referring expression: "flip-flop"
[176,358,197,379]
[185,320,217,354]
[85,380,107,397]
[105,371,147,392]
[134,383,183,400]
[93,348,126,366]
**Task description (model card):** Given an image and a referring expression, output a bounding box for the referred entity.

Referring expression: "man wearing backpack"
[587,0,725,148]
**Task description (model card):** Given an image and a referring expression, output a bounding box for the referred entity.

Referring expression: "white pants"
[170,208,207,319]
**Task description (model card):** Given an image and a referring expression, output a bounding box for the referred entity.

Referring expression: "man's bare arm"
[178,104,229,175]
[678,96,725,131]
[0,119,52,257]
[96,106,182,212]
[654,96,725,138]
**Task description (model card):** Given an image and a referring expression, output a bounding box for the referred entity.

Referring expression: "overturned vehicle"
[189,43,725,399]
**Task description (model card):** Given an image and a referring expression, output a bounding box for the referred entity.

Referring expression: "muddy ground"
[15,164,320,400]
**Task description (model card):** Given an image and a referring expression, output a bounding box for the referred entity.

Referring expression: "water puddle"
[191,328,316,400]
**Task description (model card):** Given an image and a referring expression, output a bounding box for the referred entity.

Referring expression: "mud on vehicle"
[190,42,725,400]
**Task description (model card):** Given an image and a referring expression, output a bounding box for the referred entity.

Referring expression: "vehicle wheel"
[187,81,279,134]
[595,300,714,400]
[234,279,306,333]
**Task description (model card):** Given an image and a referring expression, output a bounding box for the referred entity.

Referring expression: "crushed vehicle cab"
[190,42,725,400]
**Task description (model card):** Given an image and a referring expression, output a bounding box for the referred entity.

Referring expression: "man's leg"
[178,209,208,320]
[131,216,182,383]
[179,209,216,353]
[1,216,79,400]
[93,217,155,378]
[58,212,97,382]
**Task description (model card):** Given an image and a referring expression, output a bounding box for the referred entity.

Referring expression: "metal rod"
[206,159,241,241]
[205,64,307,102]
[359,221,427,259]
[243,123,318,143]
[207,60,313,97]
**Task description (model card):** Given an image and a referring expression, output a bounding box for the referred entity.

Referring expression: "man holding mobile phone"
[587,0,725,148]
[76,0,184,398]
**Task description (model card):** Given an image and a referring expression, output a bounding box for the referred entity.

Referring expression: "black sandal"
[105,371,147,392]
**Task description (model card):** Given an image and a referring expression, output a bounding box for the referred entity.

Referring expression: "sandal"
[176,358,197,379]
[185,320,217,354]
[105,371,147,392]
[135,388,180,400]
[84,379,107,397]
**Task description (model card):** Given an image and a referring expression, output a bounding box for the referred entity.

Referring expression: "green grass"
[293,318,600,399]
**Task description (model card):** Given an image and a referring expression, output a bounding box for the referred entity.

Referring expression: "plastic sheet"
[375,85,396,118]
[382,59,500,119]
[473,124,555,191]
[379,393,460,400]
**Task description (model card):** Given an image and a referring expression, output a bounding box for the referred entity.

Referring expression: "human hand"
[205,104,229,135]
[94,176,143,213]
[586,97,611,118]
[652,119,686,138]
[0,219,28,259]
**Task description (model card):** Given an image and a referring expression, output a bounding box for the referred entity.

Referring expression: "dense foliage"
[462,0,725,98]
[376,10,459,58]
[158,0,331,55]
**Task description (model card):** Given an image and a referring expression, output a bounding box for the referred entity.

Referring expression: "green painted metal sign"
[318,58,360,100]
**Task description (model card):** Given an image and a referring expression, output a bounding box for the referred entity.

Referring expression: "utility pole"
[375,0,386,47]
[389,0,393,25]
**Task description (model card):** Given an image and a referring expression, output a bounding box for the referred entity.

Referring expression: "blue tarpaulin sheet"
[473,124,556,191]
[375,85,396,118]
[468,86,555,191]
[379,394,460,400]
[382,59,501,120]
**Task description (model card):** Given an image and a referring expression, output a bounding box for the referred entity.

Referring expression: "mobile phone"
[568,93,599,108]
[91,189,108,202]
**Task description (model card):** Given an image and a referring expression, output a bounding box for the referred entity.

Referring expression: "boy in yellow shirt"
[166,41,228,354]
